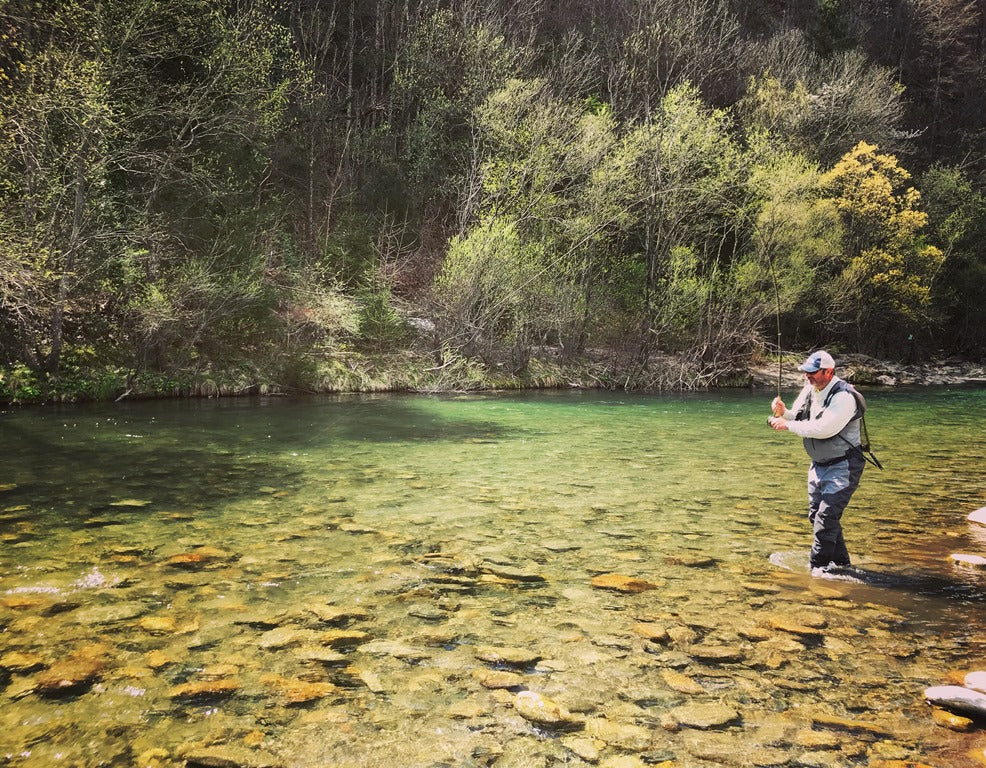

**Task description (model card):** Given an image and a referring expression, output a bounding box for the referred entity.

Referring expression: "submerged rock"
[169,678,240,700]
[924,685,986,719]
[474,645,541,667]
[667,702,740,730]
[35,644,108,695]
[930,706,975,731]
[590,573,661,593]
[182,745,283,768]
[512,690,582,728]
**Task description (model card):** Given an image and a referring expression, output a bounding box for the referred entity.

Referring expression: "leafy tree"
[818,141,944,353]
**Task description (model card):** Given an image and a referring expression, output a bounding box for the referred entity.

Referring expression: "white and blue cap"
[798,350,836,373]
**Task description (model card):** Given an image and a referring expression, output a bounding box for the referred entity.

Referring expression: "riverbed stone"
[924,685,986,718]
[660,669,704,694]
[320,629,370,648]
[181,744,283,768]
[811,712,892,736]
[165,546,235,569]
[0,651,45,672]
[689,644,746,664]
[513,690,583,728]
[764,614,826,638]
[632,622,669,643]
[260,674,337,704]
[561,736,600,762]
[35,644,108,695]
[258,626,319,649]
[473,669,525,689]
[474,645,541,667]
[169,678,240,699]
[583,717,651,750]
[138,615,177,634]
[667,702,740,729]
[968,507,986,526]
[590,573,661,593]
[930,706,974,731]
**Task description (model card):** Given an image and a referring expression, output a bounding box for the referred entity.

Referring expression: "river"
[1,388,985,767]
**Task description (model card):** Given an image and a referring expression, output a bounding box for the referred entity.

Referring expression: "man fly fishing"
[768,350,872,577]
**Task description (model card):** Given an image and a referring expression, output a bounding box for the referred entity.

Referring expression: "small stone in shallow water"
[181,745,283,768]
[169,678,240,699]
[0,651,45,672]
[667,702,740,730]
[512,690,582,728]
[474,645,541,667]
[590,573,661,593]
[632,622,669,643]
[930,706,974,731]
[689,644,746,664]
[660,669,704,694]
[473,669,525,689]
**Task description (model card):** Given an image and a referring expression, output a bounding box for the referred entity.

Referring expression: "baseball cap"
[798,350,836,373]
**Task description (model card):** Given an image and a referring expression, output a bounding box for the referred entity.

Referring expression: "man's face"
[806,368,834,390]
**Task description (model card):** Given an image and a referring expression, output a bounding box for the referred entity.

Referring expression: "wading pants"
[807,452,865,568]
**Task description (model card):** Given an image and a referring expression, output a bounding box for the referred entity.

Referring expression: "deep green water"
[1,387,985,767]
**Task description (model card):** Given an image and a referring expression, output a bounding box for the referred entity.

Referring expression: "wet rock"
[666,625,699,646]
[968,507,986,527]
[666,554,717,568]
[561,736,600,762]
[764,614,826,638]
[811,712,892,736]
[74,602,147,625]
[632,622,669,644]
[138,615,177,633]
[742,582,783,594]
[473,669,525,689]
[305,605,371,626]
[358,639,430,662]
[182,744,283,768]
[689,644,745,664]
[474,645,541,667]
[869,761,938,768]
[668,702,739,730]
[0,651,45,672]
[169,678,240,700]
[481,563,546,582]
[583,717,651,750]
[258,627,319,649]
[35,644,108,695]
[661,669,704,694]
[165,546,236,569]
[599,757,648,768]
[145,650,176,668]
[320,629,371,649]
[924,685,986,718]
[260,674,337,704]
[512,690,583,728]
[930,706,974,731]
[294,646,348,665]
[590,573,661,593]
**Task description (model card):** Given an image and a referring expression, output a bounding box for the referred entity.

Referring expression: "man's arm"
[784,391,856,439]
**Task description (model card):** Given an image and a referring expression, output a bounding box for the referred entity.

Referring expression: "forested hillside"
[2,0,985,399]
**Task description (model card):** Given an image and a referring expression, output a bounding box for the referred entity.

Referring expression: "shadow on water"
[0,395,513,530]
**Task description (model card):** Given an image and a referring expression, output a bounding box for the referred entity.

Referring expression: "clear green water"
[1,388,985,767]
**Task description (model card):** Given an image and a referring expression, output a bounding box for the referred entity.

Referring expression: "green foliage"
[818,142,945,352]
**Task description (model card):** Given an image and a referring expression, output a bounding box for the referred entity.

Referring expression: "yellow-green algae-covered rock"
[512,690,583,728]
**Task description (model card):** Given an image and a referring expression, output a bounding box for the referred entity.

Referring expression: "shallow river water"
[1,387,985,768]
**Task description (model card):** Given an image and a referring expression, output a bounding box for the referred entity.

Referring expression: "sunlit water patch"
[1,388,985,767]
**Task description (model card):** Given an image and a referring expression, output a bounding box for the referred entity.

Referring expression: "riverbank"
[2,349,984,405]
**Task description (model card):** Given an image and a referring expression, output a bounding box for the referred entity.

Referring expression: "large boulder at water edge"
[968,507,986,526]
[924,685,986,718]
